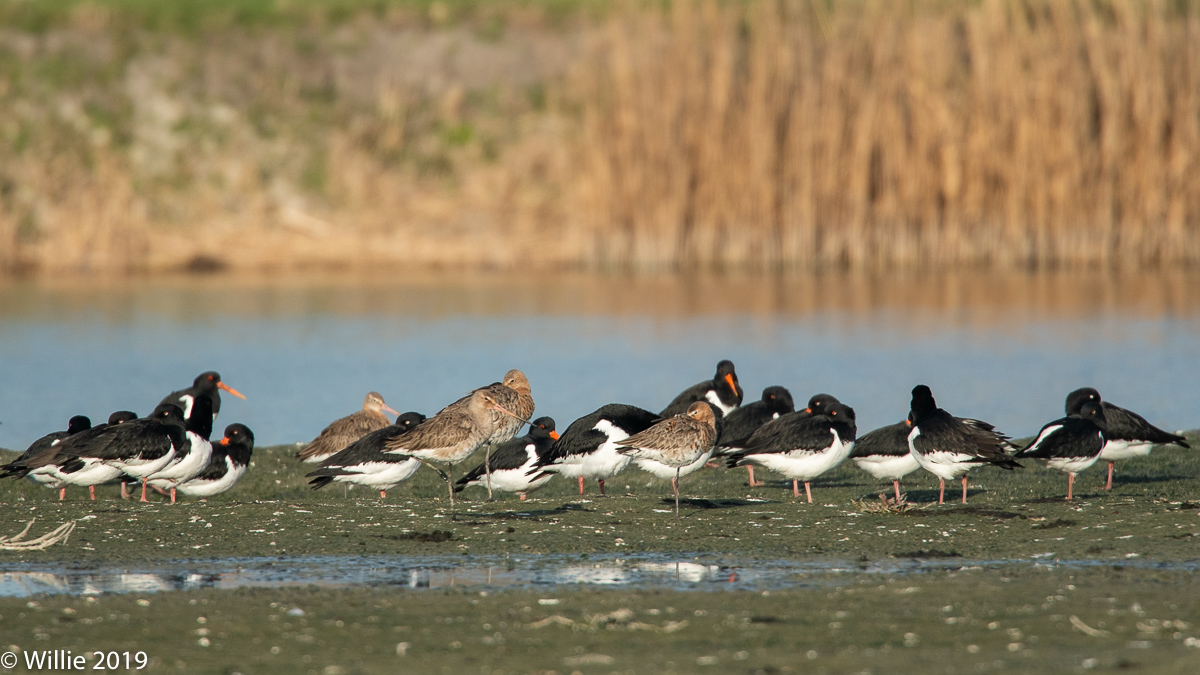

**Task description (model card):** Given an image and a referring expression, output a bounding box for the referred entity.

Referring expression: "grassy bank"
[3,568,1200,674]
[1,0,1199,275]
[0,432,1197,564]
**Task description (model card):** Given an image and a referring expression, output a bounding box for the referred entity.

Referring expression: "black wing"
[1104,403,1189,447]
[1017,417,1105,460]
[850,421,911,458]
[536,404,660,466]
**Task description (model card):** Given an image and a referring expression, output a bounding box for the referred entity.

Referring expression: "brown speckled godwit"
[386,390,524,519]
[297,392,400,463]
[442,369,535,499]
[617,401,718,518]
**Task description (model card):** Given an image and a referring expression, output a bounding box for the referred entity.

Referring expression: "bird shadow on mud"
[460,502,597,524]
[662,498,770,510]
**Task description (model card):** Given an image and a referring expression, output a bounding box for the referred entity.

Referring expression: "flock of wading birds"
[1,362,1193,517]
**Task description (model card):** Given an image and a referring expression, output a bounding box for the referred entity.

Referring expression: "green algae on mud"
[0,434,1197,565]
[3,566,1200,674]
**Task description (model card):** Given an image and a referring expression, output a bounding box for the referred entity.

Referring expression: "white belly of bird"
[148,433,213,485]
[27,466,68,488]
[744,432,853,481]
[579,420,634,480]
[1098,439,1155,461]
[61,459,124,486]
[177,458,246,497]
[1037,454,1102,475]
[330,459,421,490]
[114,447,177,479]
[853,453,921,481]
[475,467,554,494]
[634,447,714,480]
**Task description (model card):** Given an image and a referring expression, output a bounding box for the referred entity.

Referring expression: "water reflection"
[4,554,1198,598]
[1,271,1198,449]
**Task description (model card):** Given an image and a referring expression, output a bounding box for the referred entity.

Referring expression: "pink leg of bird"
[893,480,902,502]
[171,488,177,504]
[140,480,149,503]
[577,476,585,495]
[519,493,527,501]
[599,479,607,496]
[1105,462,1114,490]
[792,480,800,498]
[938,478,946,505]
[747,466,763,487]
[59,488,65,500]
[120,482,131,500]
[961,476,968,504]
[380,490,386,499]
[89,485,96,501]
[804,481,813,504]
[1067,473,1075,501]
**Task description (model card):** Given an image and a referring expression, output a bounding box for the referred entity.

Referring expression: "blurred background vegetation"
[0,0,1197,275]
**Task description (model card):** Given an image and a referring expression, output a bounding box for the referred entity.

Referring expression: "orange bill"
[550,431,560,441]
[724,373,738,395]
[218,381,247,400]
[220,437,230,446]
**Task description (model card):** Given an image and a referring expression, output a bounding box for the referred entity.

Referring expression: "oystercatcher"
[145,395,217,503]
[455,417,559,500]
[850,417,920,502]
[304,411,426,498]
[297,392,400,463]
[177,424,255,498]
[52,404,188,503]
[384,390,520,519]
[725,397,857,503]
[1065,387,1190,490]
[661,360,743,417]
[532,404,660,496]
[2,415,91,499]
[160,371,245,423]
[1017,401,1107,500]
[714,386,795,486]
[907,385,1020,505]
[617,402,718,517]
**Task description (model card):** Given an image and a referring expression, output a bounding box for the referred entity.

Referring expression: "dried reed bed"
[576,0,1200,270]
[1,0,1198,274]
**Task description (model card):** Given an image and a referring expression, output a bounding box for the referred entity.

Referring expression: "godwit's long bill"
[297,391,400,463]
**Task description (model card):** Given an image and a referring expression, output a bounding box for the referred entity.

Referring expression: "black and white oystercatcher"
[532,404,660,496]
[907,385,1020,505]
[160,371,246,423]
[660,359,744,417]
[1017,401,1107,501]
[146,394,217,503]
[618,402,718,517]
[726,397,857,503]
[455,417,559,500]
[2,415,92,500]
[177,424,255,498]
[297,392,400,463]
[714,386,795,486]
[850,417,920,502]
[305,412,428,498]
[1065,387,1190,490]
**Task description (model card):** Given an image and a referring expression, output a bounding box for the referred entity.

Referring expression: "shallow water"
[5,553,1200,598]
[1,271,1198,450]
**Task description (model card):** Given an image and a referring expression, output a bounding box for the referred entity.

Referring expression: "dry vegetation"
[0,0,1197,275]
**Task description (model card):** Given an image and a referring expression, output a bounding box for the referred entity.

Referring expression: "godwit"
[297,392,400,463]
[617,401,717,517]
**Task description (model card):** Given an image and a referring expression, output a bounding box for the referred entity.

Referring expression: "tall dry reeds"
[0,0,1198,274]
[575,0,1200,270]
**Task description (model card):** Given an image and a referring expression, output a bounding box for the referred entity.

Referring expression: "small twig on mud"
[851,493,925,514]
[0,518,77,551]
[1069,615,1111,637]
